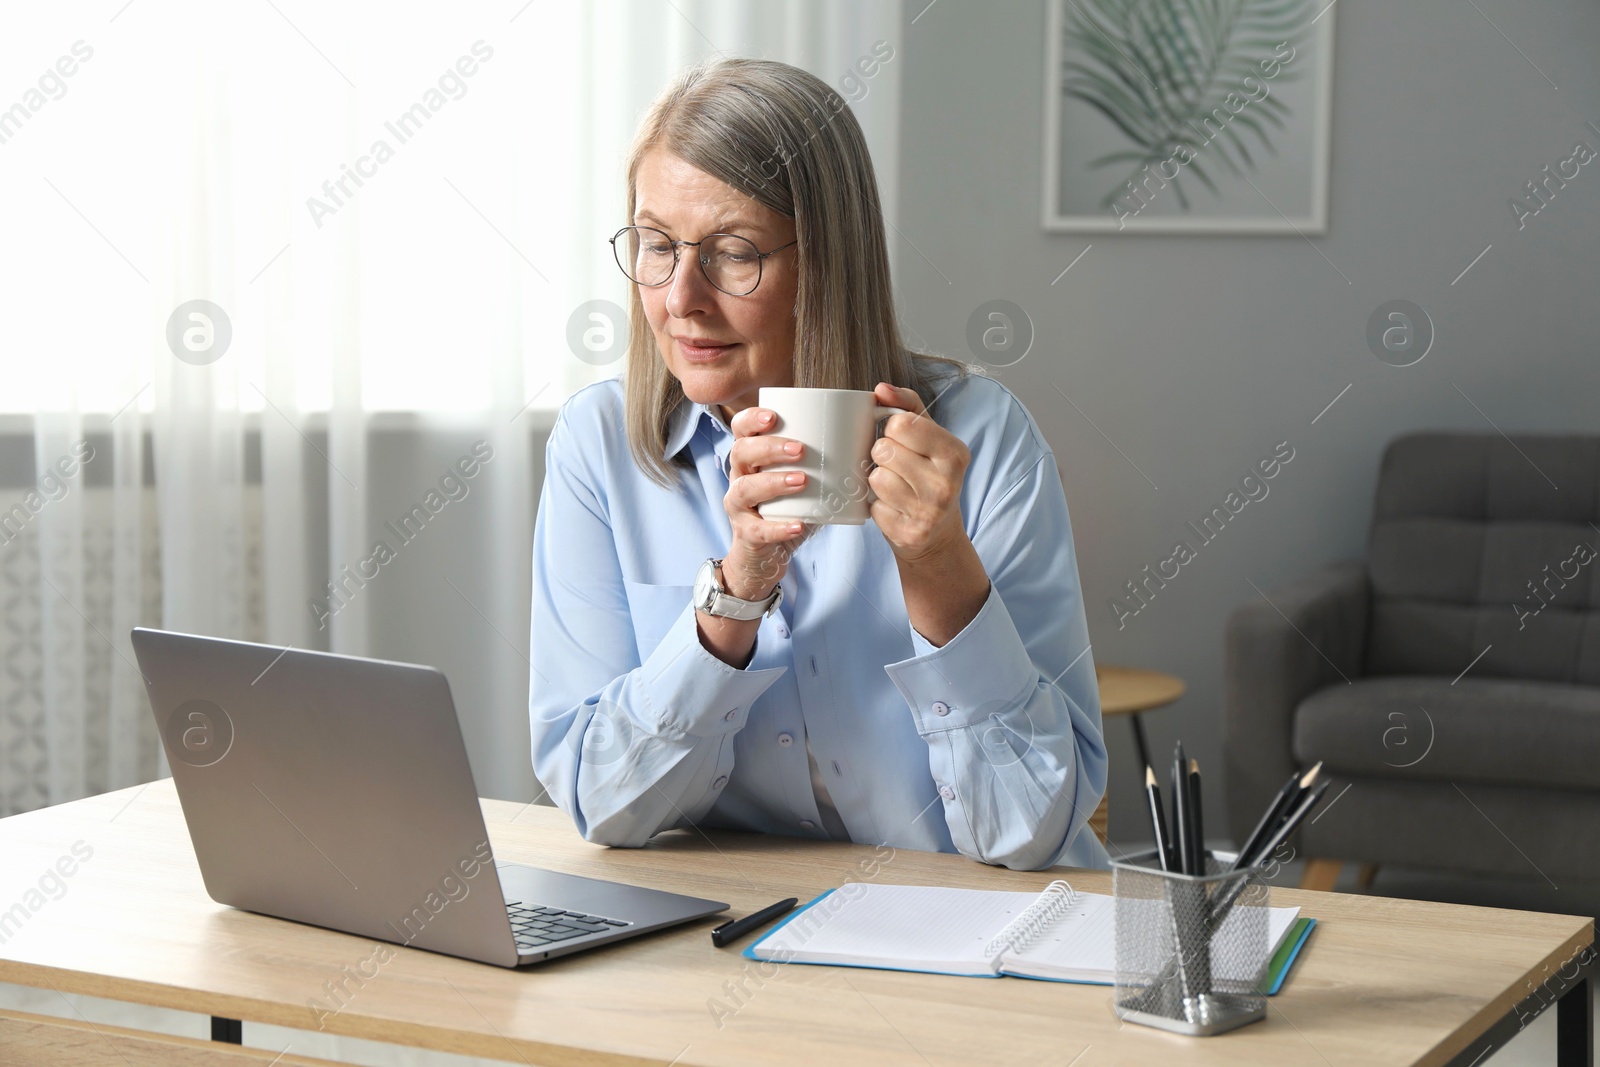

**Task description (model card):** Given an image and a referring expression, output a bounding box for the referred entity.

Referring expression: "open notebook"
[743,881,1314,990]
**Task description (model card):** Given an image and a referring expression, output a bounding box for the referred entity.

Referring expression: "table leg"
[1557,973,1593,1067]
[211,1016,242,1044]
[1129,713,1153,776]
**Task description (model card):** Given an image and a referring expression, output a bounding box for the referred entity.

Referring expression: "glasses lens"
[619,227,675,285]
[701,234,762,295]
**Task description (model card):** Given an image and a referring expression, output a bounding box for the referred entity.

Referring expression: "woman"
[529,57,1107,871]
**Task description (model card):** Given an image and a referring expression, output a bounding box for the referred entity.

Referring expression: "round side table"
[1087,664,1185,845]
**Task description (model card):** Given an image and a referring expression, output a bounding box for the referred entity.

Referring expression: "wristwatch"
[694,557,783,620]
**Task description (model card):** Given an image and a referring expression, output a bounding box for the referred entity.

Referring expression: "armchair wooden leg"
[1299,858,1343,891]
[1354,863,1379,893]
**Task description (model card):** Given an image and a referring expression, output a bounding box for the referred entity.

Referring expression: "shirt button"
[723,708,738,722]
[938,785,956,801]
[799,819,815,830]
[776,623,789,638]
[713,776,728,789]
[777,732,794,747]
[932,701,951,716]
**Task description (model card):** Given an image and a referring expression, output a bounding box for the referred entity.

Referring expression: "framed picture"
[1041,0,1335,234]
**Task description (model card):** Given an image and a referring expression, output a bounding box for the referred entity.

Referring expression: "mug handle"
[864,405,910,505]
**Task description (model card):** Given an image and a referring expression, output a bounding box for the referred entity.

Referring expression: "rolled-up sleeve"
[883,450,1107,871]
[528,411,787,847]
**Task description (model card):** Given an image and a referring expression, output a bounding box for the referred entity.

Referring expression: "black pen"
[711,897,799,948]
[1232,767,1302,872]
[1234,762,1322,871]
[1171,741,1191,874]
[1207,779,1333,928]
[1246,779,1331,872]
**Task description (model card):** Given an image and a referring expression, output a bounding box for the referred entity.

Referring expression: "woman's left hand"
[867,382,971,565]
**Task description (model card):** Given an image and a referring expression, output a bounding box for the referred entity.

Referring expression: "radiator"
[0,485,266,816]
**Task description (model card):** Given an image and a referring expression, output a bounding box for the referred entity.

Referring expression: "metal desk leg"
[1129,713,1153,776]
[1557,974,1593,1067]
[212,1016,242,1043]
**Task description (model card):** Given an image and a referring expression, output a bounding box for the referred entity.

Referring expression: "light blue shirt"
[528,362,1109,871]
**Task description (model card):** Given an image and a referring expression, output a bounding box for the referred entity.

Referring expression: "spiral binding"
[982,879,1079,960]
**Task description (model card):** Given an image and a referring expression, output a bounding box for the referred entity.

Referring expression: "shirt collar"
[663,395,736,471]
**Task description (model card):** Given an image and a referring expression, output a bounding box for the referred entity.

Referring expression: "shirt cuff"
[883,582,1037,734]
[640,599,788,740]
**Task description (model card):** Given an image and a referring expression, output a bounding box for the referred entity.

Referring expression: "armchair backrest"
[1366,433,1600,684]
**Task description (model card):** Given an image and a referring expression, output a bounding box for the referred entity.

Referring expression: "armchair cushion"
[1293,675,1600,790]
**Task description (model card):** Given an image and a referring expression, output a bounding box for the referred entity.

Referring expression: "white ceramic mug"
[755,387,910,526]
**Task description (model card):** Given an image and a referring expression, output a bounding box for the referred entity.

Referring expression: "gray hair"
[620,56,971,489]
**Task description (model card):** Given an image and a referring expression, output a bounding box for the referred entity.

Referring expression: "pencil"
[1144,766,1174,872]
[1172,742,1190,874]
[1187,757,1204,875]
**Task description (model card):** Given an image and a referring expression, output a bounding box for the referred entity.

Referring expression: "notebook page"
[996,892,1116,980]
[1001,893,1301,983]
[749,883,1042,976]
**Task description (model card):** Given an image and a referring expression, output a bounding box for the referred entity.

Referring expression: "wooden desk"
[1,780,1592,1066]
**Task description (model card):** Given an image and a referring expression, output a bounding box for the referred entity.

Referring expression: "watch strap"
[703,557,782,620]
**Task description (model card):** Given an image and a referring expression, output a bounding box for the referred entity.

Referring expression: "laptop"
[130,627,727,968]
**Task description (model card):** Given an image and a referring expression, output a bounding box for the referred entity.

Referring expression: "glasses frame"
[609,225,798,297]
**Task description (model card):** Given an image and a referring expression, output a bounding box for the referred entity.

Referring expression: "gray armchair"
[1224,432,1600,889]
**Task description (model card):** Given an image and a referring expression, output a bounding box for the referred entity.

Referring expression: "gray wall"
[894,0,1600,846]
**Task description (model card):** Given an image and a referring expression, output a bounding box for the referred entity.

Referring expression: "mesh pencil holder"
[1111,849,1271,1037]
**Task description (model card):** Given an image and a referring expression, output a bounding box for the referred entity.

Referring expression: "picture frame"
[1040,0,1335,234]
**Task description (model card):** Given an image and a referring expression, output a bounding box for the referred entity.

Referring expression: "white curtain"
[0,0,904,817]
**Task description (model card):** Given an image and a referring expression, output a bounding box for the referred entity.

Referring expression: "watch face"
[693,559,715,608]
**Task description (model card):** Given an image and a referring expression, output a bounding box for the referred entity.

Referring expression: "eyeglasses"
[609,225,797,297]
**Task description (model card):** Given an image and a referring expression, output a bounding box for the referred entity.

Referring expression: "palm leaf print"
[1060,0,1313,210]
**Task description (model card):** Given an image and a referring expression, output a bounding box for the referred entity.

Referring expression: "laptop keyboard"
[507,902,632,951]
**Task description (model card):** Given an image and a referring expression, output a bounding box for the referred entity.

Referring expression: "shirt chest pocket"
[621,580,695,661]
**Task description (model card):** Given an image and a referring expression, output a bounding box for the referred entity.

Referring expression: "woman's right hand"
[719,405,817,601]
